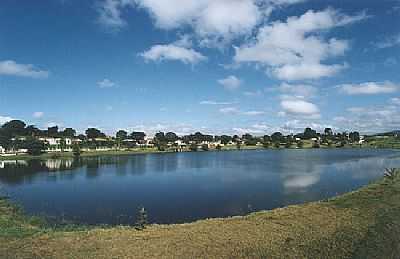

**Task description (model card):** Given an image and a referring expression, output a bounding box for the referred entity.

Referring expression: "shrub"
[384,168,399,181]
[135,207,148,230]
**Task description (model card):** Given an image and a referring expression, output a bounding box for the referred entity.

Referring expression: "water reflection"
[0,149,399,225]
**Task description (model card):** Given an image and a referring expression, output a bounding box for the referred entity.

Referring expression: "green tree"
[220,135,232,145]
[349,131,360,143]
[116,130,128,140]
[62,128,76,137]
[47,126,59,137]
[154,132,166,143]
[165,132,178,142]
[72,143,81,157]
[86,128,106,139]
[324,128,333,136]
[130,132,146,141]
[25,125,42,136]
[303,127,317,139]
[1,120,26,136]
[23,137,45,155]
[271,132,283,143]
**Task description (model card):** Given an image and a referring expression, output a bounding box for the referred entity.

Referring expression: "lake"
[0,149,399,225]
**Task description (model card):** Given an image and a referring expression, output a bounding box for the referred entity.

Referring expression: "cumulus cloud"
[97,78,117,88]
[278,83,317,99]
[0,60,49,78]
[234,9,368,80]
[140,43,206,64]
[97,0,305,43]
[333,104,400,133]
[134,0,266,44]
[280,97,320,118]
[33,112,44,118]
[338,81,398,95]
[218,75,242,90]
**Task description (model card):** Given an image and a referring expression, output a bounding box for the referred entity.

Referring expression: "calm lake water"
[0,149,399,225]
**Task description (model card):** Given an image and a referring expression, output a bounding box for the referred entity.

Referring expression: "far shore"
[1,143,398,161]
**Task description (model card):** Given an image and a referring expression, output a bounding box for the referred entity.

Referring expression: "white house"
[0,146,5,154]
[39,137,73,152]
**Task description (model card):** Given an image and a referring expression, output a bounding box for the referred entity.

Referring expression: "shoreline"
[1,172,399,258]
[1,144,397,161]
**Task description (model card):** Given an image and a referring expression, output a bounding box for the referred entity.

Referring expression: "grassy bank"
[1,171,400,258]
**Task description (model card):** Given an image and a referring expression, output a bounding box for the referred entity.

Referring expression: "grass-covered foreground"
[1,171,400,258]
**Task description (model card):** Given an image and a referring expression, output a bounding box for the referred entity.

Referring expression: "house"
[0,146,5,154]
[39,137,73,152]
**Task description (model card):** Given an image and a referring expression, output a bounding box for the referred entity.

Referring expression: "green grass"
[1,170,400,258]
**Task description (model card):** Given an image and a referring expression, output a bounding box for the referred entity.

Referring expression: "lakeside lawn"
[1,170,399,258]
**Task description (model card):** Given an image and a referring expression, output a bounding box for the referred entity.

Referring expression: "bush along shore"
[1,169,400,258]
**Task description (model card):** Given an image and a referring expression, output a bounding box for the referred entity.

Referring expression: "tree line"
[0,119,362,155]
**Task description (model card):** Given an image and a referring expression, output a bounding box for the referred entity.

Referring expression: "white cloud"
[218,75,241,90]
[140,43,206,64]
[280,98,320,117]
[97,0,305,43]
[243,90,263,97]
[219,107,264,116]
[134,0,262,44]
[97,78,117,88]
[219,107,239,114]
[278,83,317,99]
[333,104,400,133]
[375,34,400,49]
[33,112,44,118]
[0,60,49,78]
[0,116,13,125]
[96,0,135,30]
[200,100,233,105]
[391,97,400,105]
[338,81,398,95]
[234,9,368,80]
[273,62,346,81]
[241,111,265,116]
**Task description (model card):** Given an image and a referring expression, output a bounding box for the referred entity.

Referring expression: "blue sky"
[0,0,399,136]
